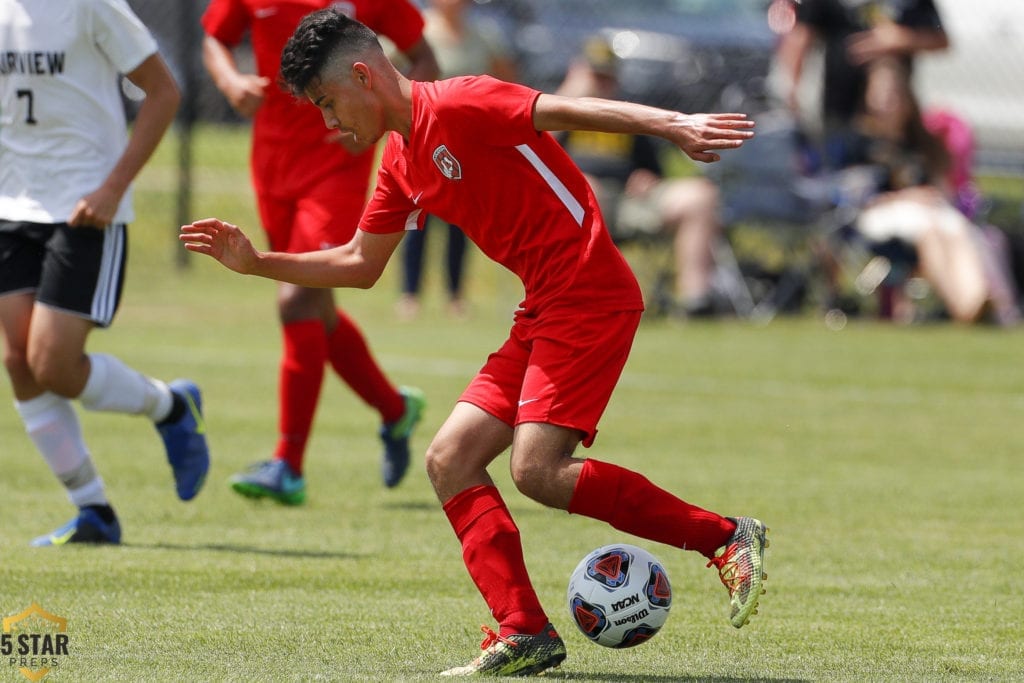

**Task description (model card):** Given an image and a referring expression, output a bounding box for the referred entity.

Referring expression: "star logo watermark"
[2,604,69,682]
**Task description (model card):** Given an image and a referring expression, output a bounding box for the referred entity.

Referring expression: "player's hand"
[179,218,259,274]
[224,74,270,118]
[68,187,120,229]
[666,113,755,164]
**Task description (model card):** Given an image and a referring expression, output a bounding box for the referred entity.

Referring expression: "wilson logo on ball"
[567,544,673,649]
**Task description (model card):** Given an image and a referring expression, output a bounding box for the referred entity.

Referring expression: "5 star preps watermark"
[2,604,69,682]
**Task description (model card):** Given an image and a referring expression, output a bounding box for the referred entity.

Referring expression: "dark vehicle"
[470,0,780,113]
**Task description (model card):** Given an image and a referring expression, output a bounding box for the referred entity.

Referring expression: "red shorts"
[253,141,374,253]
[460,310,641,447]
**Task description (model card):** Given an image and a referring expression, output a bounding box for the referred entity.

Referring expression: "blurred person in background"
[776,0,948,171]
[555,37,724,318]
[0,0,209,546]
[201,0,438,503]
[777,1,1017,324]
[847,57,1018,324]
[396,0,518,321]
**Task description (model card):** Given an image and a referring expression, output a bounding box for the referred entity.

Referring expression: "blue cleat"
[229,459,306,505]
[31,507,121,547]
[379,386,426,488]
[157,379,210,501]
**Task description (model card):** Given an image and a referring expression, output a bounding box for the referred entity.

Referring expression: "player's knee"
[277,284,332,323]
[509,457,548,502]
[28,361,64,394]
[25,350,76,396]
[2,345,30,381]
[424,438,460,486]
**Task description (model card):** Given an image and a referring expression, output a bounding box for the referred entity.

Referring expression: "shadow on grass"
[125,542,360,560]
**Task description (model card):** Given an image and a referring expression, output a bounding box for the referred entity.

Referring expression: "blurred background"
[126,0,1024,322]
[132,0,1024,159]
[130,1,1023,147]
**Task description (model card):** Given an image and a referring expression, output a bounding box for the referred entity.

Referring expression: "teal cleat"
[229,459,306,506]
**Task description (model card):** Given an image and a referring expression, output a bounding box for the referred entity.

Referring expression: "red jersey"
[203,0,425,204]
[202,0,424,148]
[361,77,644,316]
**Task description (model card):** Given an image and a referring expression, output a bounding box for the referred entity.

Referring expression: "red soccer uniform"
[362,77,645,442]
[202,0,426,249]
[362,76,643,316]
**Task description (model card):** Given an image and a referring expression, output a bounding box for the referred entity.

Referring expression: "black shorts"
[0,220,127,328]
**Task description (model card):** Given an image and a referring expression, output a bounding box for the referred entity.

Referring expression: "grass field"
[1,126,1023,682]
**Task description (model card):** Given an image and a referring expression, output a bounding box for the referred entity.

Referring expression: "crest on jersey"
[432,145,462,180]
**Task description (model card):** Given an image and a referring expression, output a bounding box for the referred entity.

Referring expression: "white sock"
[78,352,173,422]
[67,476,108,508]
[15,392,108,507]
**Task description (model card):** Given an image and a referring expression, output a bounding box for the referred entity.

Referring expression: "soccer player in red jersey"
[200,0,439,502]
[183,10,769,676]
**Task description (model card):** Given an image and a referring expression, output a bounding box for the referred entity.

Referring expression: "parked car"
[470,0,780,113]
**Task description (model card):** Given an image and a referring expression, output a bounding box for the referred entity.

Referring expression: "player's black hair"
[279,9,382,97]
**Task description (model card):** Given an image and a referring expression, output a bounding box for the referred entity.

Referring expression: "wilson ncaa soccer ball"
[567,544,672,648]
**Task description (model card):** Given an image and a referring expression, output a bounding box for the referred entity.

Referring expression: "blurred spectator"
[776,0,949,171]
[555,37,723,318]
[848,58,1019,324]
[769,0,1018,323]
[423,0,517,82]
[397,0,518,320]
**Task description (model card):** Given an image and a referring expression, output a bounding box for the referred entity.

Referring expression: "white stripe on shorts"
[404,208,423,231]
[92,224,125,326]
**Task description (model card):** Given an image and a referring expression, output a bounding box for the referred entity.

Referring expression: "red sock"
[325,310,404,423]
[443,485,549,637]
[275,320,327,475]
[568,459,736,559]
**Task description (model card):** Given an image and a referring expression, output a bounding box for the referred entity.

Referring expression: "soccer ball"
[566,543,672,648]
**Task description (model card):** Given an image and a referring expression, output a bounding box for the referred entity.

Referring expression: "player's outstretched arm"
[180,219,403,289]
[532,94,754,163]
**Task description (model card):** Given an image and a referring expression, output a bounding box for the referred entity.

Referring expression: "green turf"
[1,126,1022,681]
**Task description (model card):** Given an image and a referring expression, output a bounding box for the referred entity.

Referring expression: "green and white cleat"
[707,516,769,628]
[440,624,566,677]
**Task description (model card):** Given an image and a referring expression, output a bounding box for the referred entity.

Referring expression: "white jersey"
[0,0,157,224]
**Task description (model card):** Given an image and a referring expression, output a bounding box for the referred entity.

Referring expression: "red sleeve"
[360,138,426,235]
[201,0,249,47]
[363,0,425,54]
[434,76,542,148]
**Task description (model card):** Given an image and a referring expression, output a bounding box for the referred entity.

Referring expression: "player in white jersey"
[0,0,211,546]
